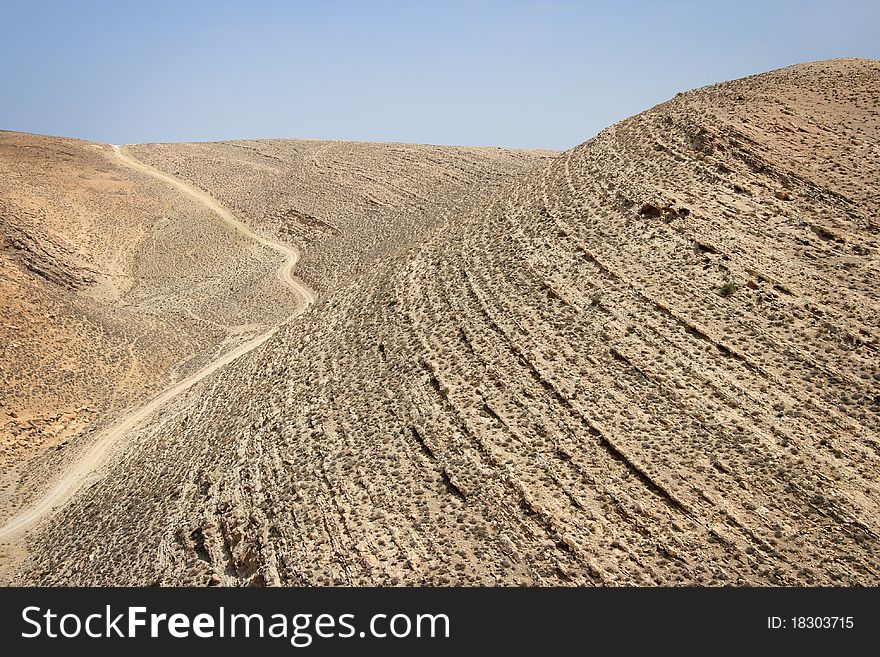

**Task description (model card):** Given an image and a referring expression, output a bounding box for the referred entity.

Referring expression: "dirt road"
[0,146,315,542]
[113,145,315,304]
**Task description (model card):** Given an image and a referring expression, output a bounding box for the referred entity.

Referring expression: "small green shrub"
[719,281,738,297]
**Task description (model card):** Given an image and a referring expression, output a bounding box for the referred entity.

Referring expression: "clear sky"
[2,0,878,150]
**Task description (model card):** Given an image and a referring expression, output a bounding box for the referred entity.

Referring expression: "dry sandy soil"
[126,139,553,293]
[0,134,302,489]
[2,59,879,586]
[0,132,549,578]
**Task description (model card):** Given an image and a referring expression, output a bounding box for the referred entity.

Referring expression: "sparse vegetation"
[719,280,738,297]
[6,59,879,588]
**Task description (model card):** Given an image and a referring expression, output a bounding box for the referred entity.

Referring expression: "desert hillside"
[7,59,880,586]
[0,133,303,480]
[0,132,549,576]
[127,139,553,292]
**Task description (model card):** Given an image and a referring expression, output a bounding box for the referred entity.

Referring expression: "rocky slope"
[0,132,298,480]
[13,59,880,585]
[0,134,545,545]
[127,140,551,293]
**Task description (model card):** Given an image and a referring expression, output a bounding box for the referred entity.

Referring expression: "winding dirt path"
[0,146,315,541]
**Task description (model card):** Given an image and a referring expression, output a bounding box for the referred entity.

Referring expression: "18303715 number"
[791,617,854,629]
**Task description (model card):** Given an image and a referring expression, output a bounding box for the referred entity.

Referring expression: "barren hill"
[126,139,553,293]
[0,133,549,576]
[0,133,303,477]
[8,59,880,586]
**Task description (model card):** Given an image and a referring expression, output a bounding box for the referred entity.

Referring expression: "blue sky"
[1,0,878,150]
